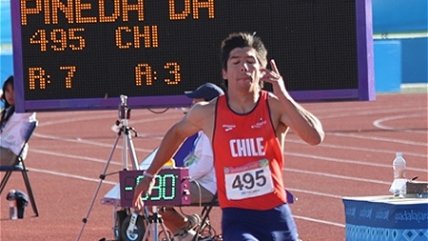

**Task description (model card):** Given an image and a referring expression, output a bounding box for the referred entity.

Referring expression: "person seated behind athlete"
[159,83,224,240]
[0,76,37,166]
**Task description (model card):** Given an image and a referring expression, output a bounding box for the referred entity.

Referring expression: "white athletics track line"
[329,132,427,147]
[301,104,427,163]
[311,106,425,119]
[27,104,426,228]
[306,100,425,114]
[325,109,427,149]
[37,110,182,127]
[373,113,428,134]
[287,139,426,158]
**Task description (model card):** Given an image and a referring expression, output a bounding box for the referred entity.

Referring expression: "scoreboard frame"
[11,0,374,112]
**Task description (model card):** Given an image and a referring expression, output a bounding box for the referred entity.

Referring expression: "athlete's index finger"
[270,59,279,74]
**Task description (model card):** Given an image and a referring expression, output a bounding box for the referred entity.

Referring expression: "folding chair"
[193,194,220,240]
[0,120,39,217]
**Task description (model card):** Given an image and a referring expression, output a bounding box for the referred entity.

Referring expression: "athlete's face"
[222,47,263,92]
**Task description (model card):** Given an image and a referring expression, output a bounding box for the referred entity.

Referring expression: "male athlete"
[133,32,324,241]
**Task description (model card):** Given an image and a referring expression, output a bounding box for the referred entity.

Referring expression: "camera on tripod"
[119,95,130,120]
[112,95,135,135]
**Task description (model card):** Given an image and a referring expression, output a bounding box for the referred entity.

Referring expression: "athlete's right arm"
[132,104,207,210]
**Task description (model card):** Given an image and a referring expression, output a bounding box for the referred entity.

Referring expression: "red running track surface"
[1,92,427,241]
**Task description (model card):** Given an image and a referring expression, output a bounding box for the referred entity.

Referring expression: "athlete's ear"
[222,68,227,79]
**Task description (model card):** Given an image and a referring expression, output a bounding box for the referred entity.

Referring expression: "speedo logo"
[222,124,236,132]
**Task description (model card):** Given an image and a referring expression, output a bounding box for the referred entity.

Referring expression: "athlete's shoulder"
[185,99,217,124]
[192,98,217,112]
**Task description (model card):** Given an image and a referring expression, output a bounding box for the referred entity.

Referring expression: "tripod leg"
[142,221,172,241]
[138,207,173,241]
[151,206,173,241]
[75,133,122,241]
[142,225,151,241]
[126,129,140,170]
[158,220,172,241]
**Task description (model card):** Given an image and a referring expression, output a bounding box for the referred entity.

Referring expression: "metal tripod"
[75,95,141,241]
[142,206,171,241]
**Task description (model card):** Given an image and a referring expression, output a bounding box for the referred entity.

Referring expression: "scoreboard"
[11,0,374,112]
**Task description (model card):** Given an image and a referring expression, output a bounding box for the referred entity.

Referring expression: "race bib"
[224,159,274,200]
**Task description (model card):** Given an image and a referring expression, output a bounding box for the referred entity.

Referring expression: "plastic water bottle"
[393,152,406,179]
[7,189,18,220]
[392,152,407,197]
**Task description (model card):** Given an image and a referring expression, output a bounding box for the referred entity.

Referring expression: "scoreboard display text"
[12,0,374,112]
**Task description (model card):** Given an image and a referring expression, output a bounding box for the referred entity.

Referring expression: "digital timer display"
[119,168,191,207]
[11,0,374,112]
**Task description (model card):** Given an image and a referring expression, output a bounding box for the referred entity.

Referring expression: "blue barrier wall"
[374,40,402,92]
[401,38,428,83]
[372,0,428,90]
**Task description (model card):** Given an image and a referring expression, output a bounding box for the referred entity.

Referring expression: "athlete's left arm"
[262,59,325,145]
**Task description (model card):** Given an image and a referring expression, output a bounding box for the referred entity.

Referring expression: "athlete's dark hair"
[220,32,268,70]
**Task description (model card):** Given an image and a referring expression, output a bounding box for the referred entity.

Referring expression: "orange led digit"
[29,29,48,51]
[133,25,159,48]
[122,0,145,21]
[51,0,74,24]
[50,29,67,51]
[192,0,215,19]
[20,0,42,25]
[68,28,86,51]
[115,26,132,49]
[169,0,192,20]
[99,0,120,23]
[135,63,153,86]
[151,25,158,47]
[74,0,97,24]
[60,66,76,89]
[28,67,47,90]
[164,62,181,85]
